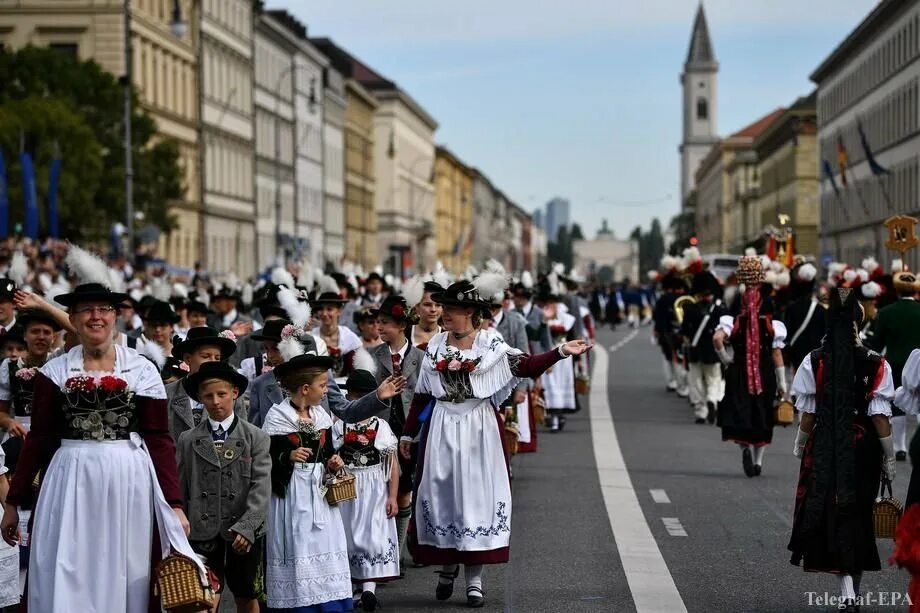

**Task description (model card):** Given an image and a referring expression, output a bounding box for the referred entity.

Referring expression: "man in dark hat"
[186,299,210,329]
[0,279,18,335]
[512,281,551,354]
[0,327,25,362]
[166,326,245,443]
[653,273,689,394]
[138,299,180,365]
[362,272,387,307]
[0,310,61,437]
[370,295,424,560]
[680,271,728,424]
[208,286,252,334]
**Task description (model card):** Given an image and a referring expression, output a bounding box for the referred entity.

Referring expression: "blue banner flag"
[20,152,39,239]
[857,121,889,176]
[821,159,840,198]
[47,156,61,238]
[0,150,8,237]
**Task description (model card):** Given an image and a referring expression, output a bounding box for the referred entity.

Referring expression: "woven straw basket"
[575,375,590,395]
[325,471,357,505]
[505,423,520,456]
[775,400,795,427]
[155,553,215,612]
[532,392,546,426]
[874,479,902,539]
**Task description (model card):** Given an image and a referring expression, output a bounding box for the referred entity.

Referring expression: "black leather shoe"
[742,447,755,478]
[361,591,378,611]
[706,402,717,424]
[753,465,762,476]
[467,587,485,608]
[838,598,857,612]
[695,417,706,424]
[897,451,907,462]
[436,567,459,601]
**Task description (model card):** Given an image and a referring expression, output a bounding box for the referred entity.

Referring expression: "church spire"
[685,3,717,70]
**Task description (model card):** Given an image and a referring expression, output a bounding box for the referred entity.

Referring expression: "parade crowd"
[0,239,594,612]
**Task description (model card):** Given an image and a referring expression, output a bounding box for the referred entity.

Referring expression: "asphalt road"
[223,325,917,612]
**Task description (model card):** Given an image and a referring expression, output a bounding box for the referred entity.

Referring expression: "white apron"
[516,393,532,445]
[541,311,576,410]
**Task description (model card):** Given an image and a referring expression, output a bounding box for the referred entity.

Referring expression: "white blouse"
[716,316,787,349]
[792,353,894,417]
[894,348,920,415]
[40,345,167,400]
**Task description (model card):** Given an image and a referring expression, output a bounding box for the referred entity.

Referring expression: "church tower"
[680,3,719,205]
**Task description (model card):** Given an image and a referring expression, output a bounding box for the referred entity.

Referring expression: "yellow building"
[434,146,474,272]
[752,93,820,257]
[0,0,200,268]
[343,78,378,270]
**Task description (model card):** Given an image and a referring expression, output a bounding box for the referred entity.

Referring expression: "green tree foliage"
[0,46,182,241]
[630,218,665,274]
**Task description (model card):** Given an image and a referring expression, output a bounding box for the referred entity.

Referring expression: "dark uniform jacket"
[783,296,827,370]
[867,298,920,386]
[679,300,729,364]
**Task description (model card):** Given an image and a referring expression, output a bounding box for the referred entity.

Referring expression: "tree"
[570,223,584,241]
[0,46,181,241]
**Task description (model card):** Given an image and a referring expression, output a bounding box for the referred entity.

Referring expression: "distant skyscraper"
[533,209,544,230]
[545,197,570,243]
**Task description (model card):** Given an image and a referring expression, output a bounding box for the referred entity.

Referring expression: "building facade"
[811,0,920,269]
[321,64,346,269]
[573,227,640,284]
[0,0,201,268]
[752,93,820,257]
[200,0,255,276]
[471,170,498,268]
[680,3,720,207]
[434,146,474,273]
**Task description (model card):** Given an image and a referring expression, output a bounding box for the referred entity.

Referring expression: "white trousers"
[688,362,722,418]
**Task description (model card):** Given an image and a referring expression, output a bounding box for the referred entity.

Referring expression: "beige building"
[573,221,640,283]
[0,0,201,268]
[434,146,474,272]
[694,109,785,253]
[752,93,820,257]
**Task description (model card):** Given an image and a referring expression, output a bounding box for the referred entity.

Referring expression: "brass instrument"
[673,295,697,325]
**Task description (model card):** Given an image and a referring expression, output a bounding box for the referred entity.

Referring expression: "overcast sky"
[276,0,878,239]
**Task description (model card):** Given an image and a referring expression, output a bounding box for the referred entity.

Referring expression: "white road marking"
[662,517,688,537]
[650,489,671,504]
[590,345,687,613]
[608,328,640,352]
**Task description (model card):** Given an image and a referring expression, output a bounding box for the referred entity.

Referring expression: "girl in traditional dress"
[535,284,578,433]
[0,282,204,613]
[312,289,362,378]
[399,279,591,608]
[409,281,444,350]
[788,286,896,613]
[713,256,788,477]
[333,352,400,612]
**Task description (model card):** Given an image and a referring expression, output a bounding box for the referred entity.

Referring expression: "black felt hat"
[352,306,378,325]
[142,300,180,325]
[185,300,210,315]
[311,291,347,308]
[273,352,336,380]
[172,326,237,360]
[0,325,25,348]
[691,271,721,297]
[423,280,445,294]
[374,295,410,322]
[431,280,489,310]
[55,283,131,309]
[365,272,386,286]
[250,318,291,343]
[345,369,378,396]
[0,279,15,301]
[17,309,63,332]
[183,360,248,402]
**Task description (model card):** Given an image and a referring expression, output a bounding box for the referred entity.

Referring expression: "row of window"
[297,185,324,221]
[203,0,251,40]
[254,38,294,100]
[209,234,255,277]
[821,156,919,232]
[254,110,294,164]
[820,78,919,166]
[204,134,253,200]
[256,183,294,220]
[203,45,252,115]
[136,38,196,120]
[819,11,920,122]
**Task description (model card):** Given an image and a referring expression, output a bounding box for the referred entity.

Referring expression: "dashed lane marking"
[607,328,640,352]
[590,345,687,613]
[649,489,671,504]
[662,518,688,537]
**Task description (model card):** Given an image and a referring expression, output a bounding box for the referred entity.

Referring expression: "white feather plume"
[277,287,311,329]
[373,265,383,276]
[774,271,790,288]
[862,257,879,273]
[432,262,451,289]
[463,266,479,280]
[9,252,28,286]
[764,270,778,286]
[352,347,377,376]
[843,269,858,283]
[46,281,72,306]
[66,245,112,287]
[660,255,680,271]
[682,247,702,265]
[149,277,171,302]
[744,247,757,257]
[521,270,534,290]
[797,263,817,282]
[107,268,126,293]
[857,269,869,283]
[384,274,395,289]
[241,283,253,308]
[318,274,339,295]
[402,275,426,308]
[172,283,189,299]
[37,272,52,292]
[278,336,305,363]
[759,255,772,271]
[485,259,506,275]
[647,270,659,281]
[861,281,883,299]
[271,267,296,289]
[296,261,315,290]
[141,341,166,370]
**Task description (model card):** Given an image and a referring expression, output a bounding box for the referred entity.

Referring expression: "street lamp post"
[123,0,186,265]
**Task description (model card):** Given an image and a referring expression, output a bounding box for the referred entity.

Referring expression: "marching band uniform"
[783,263,826,373]
[653,273,688,394]
[680,271,727,424]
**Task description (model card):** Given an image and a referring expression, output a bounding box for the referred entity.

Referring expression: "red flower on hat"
[391,304,405,318]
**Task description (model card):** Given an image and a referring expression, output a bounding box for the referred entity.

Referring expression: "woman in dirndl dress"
[0,282,204,613]
[535,286,578,433]
[713,256,788,477]
[399,279,591,608]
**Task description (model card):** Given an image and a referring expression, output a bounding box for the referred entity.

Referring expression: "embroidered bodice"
[419,330,523,405]
[9,359,39,417]
[338,420,382,468]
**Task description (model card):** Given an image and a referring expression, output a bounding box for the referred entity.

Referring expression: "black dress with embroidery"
[788,347,885,573]
[718,299,777,446]
[338,420,383,470]
[268,427,334,498]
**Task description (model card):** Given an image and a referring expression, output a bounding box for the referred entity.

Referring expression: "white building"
[811,0,920,269]
[680,3,720,206]
[573,222,640,283]
[200,0,256,276]
[320,63,347,269]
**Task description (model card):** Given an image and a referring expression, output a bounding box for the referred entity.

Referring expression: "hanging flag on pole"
[857,121,889,176]
[20,151,39,240]
[0,150,8,238]
[822,159,840,198]
[837,137,849,188]
[47,147,62,239]
[784,232,795,268]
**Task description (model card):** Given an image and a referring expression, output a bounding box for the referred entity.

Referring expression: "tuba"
[673,295,697,325]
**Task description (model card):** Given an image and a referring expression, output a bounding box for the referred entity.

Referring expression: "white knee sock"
[839,574,855,600]
[361,581,376,594]
[753,446,765,466]
[663,358,676,385]
[892,416,907,452]
[439,564,458,584]
[465,564,483,591]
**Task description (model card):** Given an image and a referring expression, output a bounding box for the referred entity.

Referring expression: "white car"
[703,254,740,282]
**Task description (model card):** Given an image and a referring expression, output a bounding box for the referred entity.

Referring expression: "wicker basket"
[154,553,215,613]
[325,471,357,505]
[775,400,795,427]
[505,423,520,455]
[575,374,590,395]
[531,392,545,426]
[874,479,902,539]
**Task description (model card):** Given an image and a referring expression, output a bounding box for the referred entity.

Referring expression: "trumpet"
[674,295,697,325]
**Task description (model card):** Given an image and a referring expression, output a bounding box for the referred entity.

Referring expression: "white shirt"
[792,353,894,417]
[0,317,16,333]
[221,309,239,329]
[207,413,235,433]
[391,339,410,364]
[492,311,504,328]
